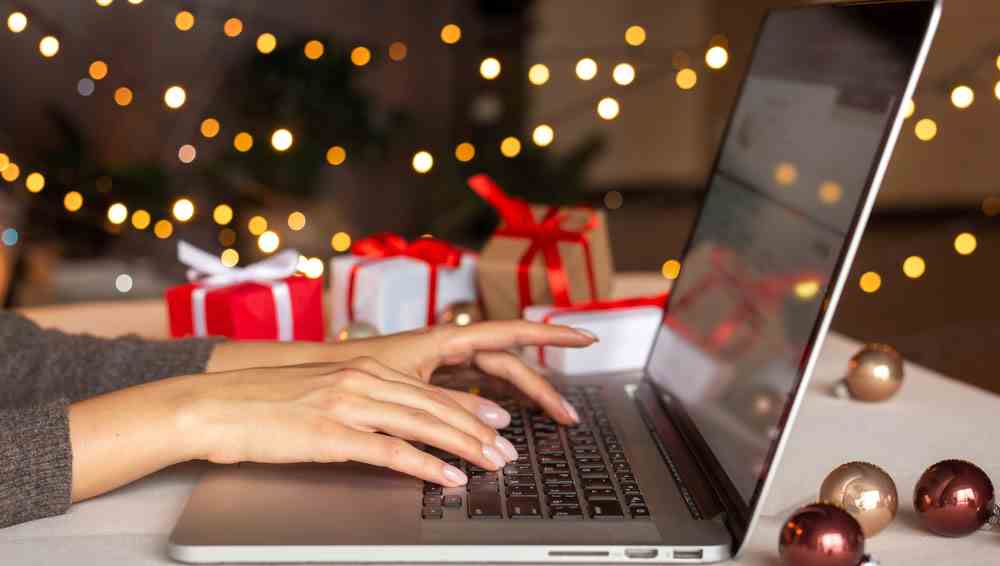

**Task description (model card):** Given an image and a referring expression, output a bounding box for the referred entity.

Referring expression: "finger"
[473,351,579,425]
[437,321,597,366]
[336,428,469,487]
[438,389,512,429]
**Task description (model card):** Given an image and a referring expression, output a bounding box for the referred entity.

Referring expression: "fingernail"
[477,404,512,429]
[572,327,600,342]
[561,397,581,423]
[482,444,507,469]
[442,463,468,486]
[494,435,519,462]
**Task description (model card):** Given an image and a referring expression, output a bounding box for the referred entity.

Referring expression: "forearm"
[205,337,401,374]
[18,299,168,339]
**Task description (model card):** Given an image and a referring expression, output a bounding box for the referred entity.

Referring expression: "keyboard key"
[613,463,631,473]
[544,485,577,496]
[423,495,442,506]
[468,492,503,519]
[542,463,569,474]
[547,496,580,506]
[507,497,542,518]
[551,506,584,519]
[580,471,610,480]
[469,481,499,492]
[443,495,463,508]
[583,478,613,488]
[585,488,617,500]
[508,486,539,498]
[505,477,537,489]
[423,484,443,495]
[504,464,533,475]
[575,456,603,465]
[617,473,636,483]
[630,506,651,519]
[422,506,444,519]
[610,453,628,463]
[577,465,606,474]
[625,494,646,507]
[589,501,625,519]
[573,447,599,456]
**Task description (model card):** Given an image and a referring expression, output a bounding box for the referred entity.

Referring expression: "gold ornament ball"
[844,343,904,402]
[437,301,483,327]
[336,321,380,341]
[819,461,898,537]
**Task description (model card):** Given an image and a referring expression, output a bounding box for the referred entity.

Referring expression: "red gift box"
[166,242,324,341]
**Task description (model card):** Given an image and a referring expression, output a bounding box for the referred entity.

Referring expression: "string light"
[1,163,19,182]
[213,204,234,225]
[480,57,501,80]
[794,279,820,300]
[454,142,475,162]
[500,136,521,158]
[676,68,698,90]
[115,274,133,293]
[597,97,620,120]
[270,128,293,152]
[304,40,324,60]
[77,78,96,97]
[223,18,243,37]
[388,41,407,61]
[164,85,186,109]
[624,25,646,46]
[859,271,882,293]
[63,191,84,212]
[256,33,277,54]
[172,198,195,222]
[25,172,45,193]
[287,211,306,231]
[612,63,635,85]
[914,118,937,141]
[7,12,27,33]
[220,249,239,267]
[705,46,729,69]
[89,60,108,80]
[114,87,133,106]
[131,209,151,230]
[96,0,112,7]
[331,231,352,252]
[154,220,173,239]
[128,0,143,4]
[248,216,268,236]
[575,58,598,81]
[258,230,280,253]
[175,10,195,31]
[107,203,128,225]
[902,99,915,119]
[994,80,1000,101]
[953,232,977,255]
[661,260,681,280]
[532,124,554,147]
[818,181,843,204]
[902,256,926,279]
[326,145,346,166]
[774,162,798,186]
[200,118,220,138]
[528,64,550,86]
[351,46,371,66]
[39,36,60,58]
[440,24,461,45]
[950,85,974,109]
[233,132,253,152]
[0,228,17,247]
[177,144,196,163]
[302,257,324,279]
[412,150,434,173]
[0,154,6,172]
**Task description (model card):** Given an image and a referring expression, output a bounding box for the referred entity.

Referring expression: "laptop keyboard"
[421,385,649,521]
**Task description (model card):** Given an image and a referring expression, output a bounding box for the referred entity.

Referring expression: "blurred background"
[0,1,997,392]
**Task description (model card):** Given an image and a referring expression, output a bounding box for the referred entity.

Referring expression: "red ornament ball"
[913,459,995,537]
[779,503,865,566]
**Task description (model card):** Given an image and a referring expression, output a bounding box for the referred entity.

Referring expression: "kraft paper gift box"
[523,294,668,375]
[330,233,478,335]
[468,174,614,320]
[166,242,324,341]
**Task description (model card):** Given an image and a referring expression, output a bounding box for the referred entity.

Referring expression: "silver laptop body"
[169,2,940,562]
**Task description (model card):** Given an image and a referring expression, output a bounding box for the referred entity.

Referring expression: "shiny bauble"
[913,459,995,537]
[437,301,483,327]
[335,321,380,341]
[843,343,904,402]
[779,503,868,566]
[819,462,898,537]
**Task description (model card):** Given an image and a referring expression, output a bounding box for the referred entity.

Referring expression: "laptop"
[169,1,940,562]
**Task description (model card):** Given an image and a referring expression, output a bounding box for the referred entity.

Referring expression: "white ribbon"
[179,241,300,341]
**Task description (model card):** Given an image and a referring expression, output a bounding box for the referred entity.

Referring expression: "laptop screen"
[645,1,935,513]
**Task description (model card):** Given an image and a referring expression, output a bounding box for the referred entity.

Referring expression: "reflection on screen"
[646,3,932,509]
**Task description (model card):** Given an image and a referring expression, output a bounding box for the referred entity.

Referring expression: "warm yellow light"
[89,60,108,80]
[270,128,293,152]
[440,23,462,45]
[131,209,151,230]
[128,0,143,4]
[107,203,128,225]
[612,63,635,86]
[954,232,977,255]
[154,220,173,239]
[288,211,306,231]
[63,191,84,212]
[902,256,926,279]
[213,204,233,226]
[902,99,915,119]
[388,41,407,61]
[676,68,697,90]
[914,118,937,141]
[218,228,236,247]
[326,146,346,166]
[114,87,134,106]
[25,172,45,193]
[39,36,60,58]
[220,249,240,268]
[500,136,522,158]
[7,12,27,33]
[351,46,371,66]
[0,154,6,173]
[200,118,220,138]
[164,85,186,109]
[995,81,1000,101]
[96,0,113,6]
[256,33,277,54]
[661,259,681,280]
[774,162,798,186]
[597,97,620,120]
[303,257,324,279]
[528,64,550,86]
[248,216,268,236]
[1,163,19,182]
[624,25,646,46]
[705,46,729,70]
[480,57,501,80]
[331,231,352,252]
[412,150,434,173]
[233,132,254,152]
[454,142,476,162]
[576,58,598,81]
[818,181,843,204]
[997,54,1000,72]
[304,40,324,60]
[172,198,195,222]
[859,271,882,293]
[950,85,974,109]
[223,17,243,37]
[794,279,820,300]
[175,10,195,31]
[177,144,197,164]
[258,230,280,253]
[532,124,554,147]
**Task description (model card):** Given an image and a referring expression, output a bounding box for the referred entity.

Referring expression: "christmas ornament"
[437,301,483,327]
[335,321,380,341]
[913,459,995,537]
[819,462,898,537]
[779,503,877,566]
[833,343,904,402]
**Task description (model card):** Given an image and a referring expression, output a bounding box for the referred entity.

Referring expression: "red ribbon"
[346,233,464,326]
[468,174,598,311]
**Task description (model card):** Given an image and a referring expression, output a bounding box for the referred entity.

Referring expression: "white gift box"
[523,298,666,375]
[330,252,478,336]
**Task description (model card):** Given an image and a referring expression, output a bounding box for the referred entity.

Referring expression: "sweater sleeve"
[0,401,72,528]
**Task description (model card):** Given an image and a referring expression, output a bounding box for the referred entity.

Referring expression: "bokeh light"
[108,203,128,225]
[303,257,324,279]
[532,124,554,147]
[64,191,84,212]
[220,249,240,267]
[172,198,195,222]
[412,150,434,173]
[388,41,407,61]
[950,85,974,109]
[258,230,280,253]
[480,57,501,80]
[77,79,96,97]
[331,231,352,252]
[902,99,915,119]
[223,17,243,37]
[774,162,798,186]
[575,58,598,81]
[2,163,20,182]
[597,97,620,120]
[914,118,937,141]
[624,25,646,46]
[200,117,220,138]
[39,36,60,58]
[500,136,522,158]
[131,209,151,230]
[604,191,623,210]
[0,153,7,171]
[676,68,698,90]
[326,145,347,165]
[454,142,476,162]
[213,204,233,225]
[440,24,462,44]
[88,61,109,81]
[902,256,926,279]
[248,216,268,236]
[661,259,681,280]
[0,228,17,247]
[233,132,254,152]
[351,46,371,66]
[954,232,977,255]
[288,211,306,231]
[859,271,882,293]
[178,144,197,163]
[705,46,729,69]
[528,64,550,86]
[304,40,324,60]
[175,10,195,31]
[154,220,173,239]
[612,63,635,86]
[818,181,843,204]
[794,279,820,300]
[25,172,45,193]
[164,85,186,109]
[270,128,293,151]
[6,12,27,33]
[96,0,113,7]
[256,33,277,54]
[114,87,134,106]
[115,274,133,294]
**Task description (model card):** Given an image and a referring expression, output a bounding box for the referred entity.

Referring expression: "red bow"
[468,174,598,310]
[348,233,464,325]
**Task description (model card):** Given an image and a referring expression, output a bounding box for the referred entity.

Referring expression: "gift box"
[330,233,478,335]
[166,242,324,341]
[523,294,667,375]
[469,174,614,320]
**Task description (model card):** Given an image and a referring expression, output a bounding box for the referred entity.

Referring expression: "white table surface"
[4,274,999,565]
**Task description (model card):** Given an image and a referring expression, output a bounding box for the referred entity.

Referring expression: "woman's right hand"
[178,357,520,487]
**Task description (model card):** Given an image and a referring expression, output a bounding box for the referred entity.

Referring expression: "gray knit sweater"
[0,310,217,528]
